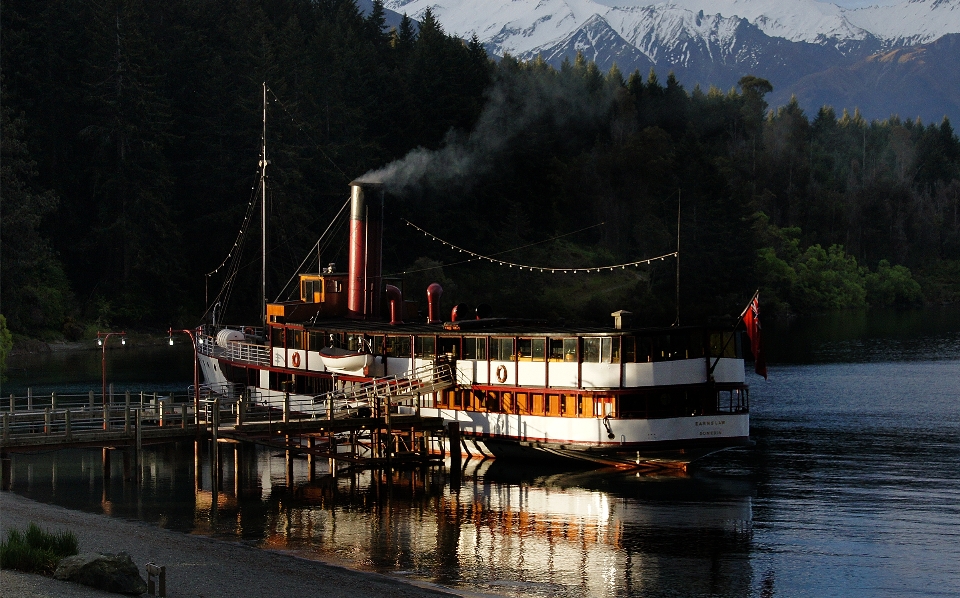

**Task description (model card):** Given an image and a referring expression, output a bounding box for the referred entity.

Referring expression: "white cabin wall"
[517,362,546,387]
[712,358,746,383]
[547,362,578,388]
[624,360,707,386]
[456,360,489,385]
[386,357,414,377]
[581,363,620,388]
[306,351,327,372]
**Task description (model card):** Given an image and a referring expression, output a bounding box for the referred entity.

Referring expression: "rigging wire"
[266,86,351,183]
[274,196,351,302]
[395,220,677,275]
[202,174,264,322]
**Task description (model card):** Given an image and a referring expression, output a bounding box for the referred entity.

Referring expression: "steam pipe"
[386,284,403,325]
[451,303,471,322]
[426,283,443,324]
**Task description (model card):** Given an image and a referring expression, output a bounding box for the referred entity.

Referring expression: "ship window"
[709,332,737,358]
[463,337,486,360]
[623,337,636,362]
[371,335,385,355]
[550,338,577,362]
[302,279,321,302]
[307,330,325,350]
[385,335,411,358]
[533,338,545,360]
[346,334,364,352]
[438,337,459,358]
[583,338,600,362]
[517,338,545,361]
[583,337,618,363]
[491,337,514,361]
[288,329,304,350]
[270,327,284,347]
[415,336,435,358]
[652,335,671,361]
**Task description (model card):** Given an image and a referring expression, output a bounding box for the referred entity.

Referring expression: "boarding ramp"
[314,361,454,416]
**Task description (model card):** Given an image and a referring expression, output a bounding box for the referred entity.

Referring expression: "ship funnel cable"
[274,196,351,302]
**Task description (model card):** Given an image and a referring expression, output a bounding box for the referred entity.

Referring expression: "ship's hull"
[418,406,749,466]
[199,351,749,465]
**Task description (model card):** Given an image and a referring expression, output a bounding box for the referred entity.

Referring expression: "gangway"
[314,361,454,416]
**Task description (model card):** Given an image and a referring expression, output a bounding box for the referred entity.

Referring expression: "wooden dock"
[1,387,451,491]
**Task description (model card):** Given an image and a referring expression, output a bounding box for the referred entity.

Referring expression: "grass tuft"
[0,523,79,574]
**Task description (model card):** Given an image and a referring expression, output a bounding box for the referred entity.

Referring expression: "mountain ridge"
[383,0,960,122]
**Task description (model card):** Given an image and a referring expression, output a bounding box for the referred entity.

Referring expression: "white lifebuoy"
[291,352,301,368]
[496,365,508,383]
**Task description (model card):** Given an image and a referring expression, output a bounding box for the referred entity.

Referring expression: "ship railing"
[195,326,269,367]
[313,361,454,413]
[189,382,243,403]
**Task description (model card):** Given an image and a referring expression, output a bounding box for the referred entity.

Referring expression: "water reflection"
[2,343,194,395]
[765,305,960,364]
[9,445,755,597]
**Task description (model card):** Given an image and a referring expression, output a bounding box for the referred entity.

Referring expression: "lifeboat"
[319,347,374,374]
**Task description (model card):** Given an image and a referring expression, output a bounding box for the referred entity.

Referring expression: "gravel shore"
[0,492,456,598]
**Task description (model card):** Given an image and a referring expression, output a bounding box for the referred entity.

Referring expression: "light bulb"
[169,337,174,346]
[97,338,103,346]
[121,337,126,345]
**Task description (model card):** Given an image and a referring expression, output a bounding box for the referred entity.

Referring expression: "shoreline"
[0,492,460,598]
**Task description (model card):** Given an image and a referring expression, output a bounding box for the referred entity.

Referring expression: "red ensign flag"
[743,295,767,379]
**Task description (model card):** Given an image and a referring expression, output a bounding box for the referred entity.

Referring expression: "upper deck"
[198,319,746,390]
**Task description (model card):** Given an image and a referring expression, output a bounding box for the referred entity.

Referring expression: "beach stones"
[54,551,148,595]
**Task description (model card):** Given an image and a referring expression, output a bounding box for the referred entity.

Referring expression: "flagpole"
[708,289,760,377]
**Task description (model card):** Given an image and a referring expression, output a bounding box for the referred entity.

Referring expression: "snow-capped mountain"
[384,0,960,121]
[385,0,959,56]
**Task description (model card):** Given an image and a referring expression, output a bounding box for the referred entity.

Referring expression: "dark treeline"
[2,0,959,340]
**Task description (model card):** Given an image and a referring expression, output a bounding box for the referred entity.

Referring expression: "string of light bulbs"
[402,220,678,274]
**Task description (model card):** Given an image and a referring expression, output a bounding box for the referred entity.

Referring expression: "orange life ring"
[291,352,301,368]
[496,365,508,383]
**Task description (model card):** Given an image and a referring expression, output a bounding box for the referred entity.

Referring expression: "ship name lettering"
[695,420,725,426]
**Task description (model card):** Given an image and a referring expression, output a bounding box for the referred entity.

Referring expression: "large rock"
[54,551,148,595]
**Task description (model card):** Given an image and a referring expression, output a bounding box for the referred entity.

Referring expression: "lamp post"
[169,327,201,431]
[97,331,127,406]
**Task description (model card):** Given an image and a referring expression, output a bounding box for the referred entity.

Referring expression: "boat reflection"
[198,449,755,597]
[11,442,754,597]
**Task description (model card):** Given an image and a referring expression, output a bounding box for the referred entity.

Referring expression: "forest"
[2,0,959,342]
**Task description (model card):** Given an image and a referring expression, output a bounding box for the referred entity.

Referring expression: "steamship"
[196,175,753,466]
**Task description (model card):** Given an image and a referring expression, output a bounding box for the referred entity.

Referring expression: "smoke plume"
[354,67,619,195]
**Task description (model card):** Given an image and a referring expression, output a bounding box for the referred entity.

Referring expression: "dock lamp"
[97,331,127,407]
[168,328,201,430]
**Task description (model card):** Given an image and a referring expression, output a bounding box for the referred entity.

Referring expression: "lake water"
[4,307,960,597]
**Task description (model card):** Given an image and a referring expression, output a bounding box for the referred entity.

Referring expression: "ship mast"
[260,82,268,327]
